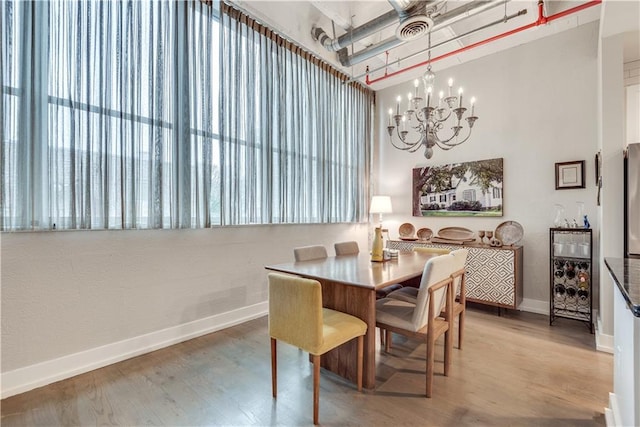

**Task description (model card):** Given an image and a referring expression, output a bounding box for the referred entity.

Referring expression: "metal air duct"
[311,0,434,53]
[339,0,508,67]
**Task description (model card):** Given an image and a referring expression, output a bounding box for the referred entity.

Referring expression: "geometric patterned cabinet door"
[387,240,524,309]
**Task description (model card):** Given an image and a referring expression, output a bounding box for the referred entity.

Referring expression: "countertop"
[605,257,640,317]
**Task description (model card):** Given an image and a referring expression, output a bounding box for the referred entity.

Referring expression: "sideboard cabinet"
[387,240,523,309]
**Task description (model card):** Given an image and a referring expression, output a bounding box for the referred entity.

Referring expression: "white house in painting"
[420,172,502,211]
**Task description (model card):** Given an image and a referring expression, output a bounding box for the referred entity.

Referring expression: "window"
[493,187,502,199]
[463,189,476,201]
[1,0,370,230]
[218,3,372,225]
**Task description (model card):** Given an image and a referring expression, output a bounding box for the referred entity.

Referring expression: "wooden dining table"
[264,250,435,389]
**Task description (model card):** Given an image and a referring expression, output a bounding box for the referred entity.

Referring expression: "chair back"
[412,254,454,329]
[449,248,468,295]
[334,241,359,256]
[268,273,323,353]
[413,247,451,255]
[293,245,328,262]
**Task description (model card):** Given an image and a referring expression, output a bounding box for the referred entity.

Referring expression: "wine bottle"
[578,288,589,300]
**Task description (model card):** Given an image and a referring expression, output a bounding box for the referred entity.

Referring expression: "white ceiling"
[232,1,629,90]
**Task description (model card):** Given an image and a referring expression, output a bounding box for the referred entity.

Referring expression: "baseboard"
[596,315,614,353]
[1,302,268,399]
[517,298,549,315]
[606,392,621,427]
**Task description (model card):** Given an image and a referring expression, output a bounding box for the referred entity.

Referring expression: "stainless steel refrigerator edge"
[625,143,640,258]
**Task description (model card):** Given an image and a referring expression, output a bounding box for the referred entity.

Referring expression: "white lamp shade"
[370,196,392,214]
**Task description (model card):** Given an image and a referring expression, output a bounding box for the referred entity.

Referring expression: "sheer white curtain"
[219,3,373,225]
[2,0,370,230]
[1,0,219,230]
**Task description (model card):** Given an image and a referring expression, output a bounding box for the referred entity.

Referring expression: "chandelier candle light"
[387,32,478,159]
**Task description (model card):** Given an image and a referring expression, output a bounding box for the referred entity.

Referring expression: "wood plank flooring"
[1,306,612,426]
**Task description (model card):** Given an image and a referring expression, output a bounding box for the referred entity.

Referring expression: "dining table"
[264,250,435,389]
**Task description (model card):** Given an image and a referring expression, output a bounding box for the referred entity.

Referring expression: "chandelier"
[387,31,478,159]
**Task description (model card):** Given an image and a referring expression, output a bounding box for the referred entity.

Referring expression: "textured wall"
[374,22,599,308]
[1,224,368,372]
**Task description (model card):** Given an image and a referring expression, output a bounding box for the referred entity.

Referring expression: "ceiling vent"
[395,15,433,41]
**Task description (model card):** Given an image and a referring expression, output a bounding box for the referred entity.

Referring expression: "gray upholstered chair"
[376,253,454,397]
[334,241,360,256]
[293,245,328,262]
[333,241,403,299]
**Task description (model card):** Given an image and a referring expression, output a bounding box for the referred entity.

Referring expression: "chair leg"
[384,330,391,352]
[357,335,363,392]
[458,311,465,349]
[426,337,434,398]
[312,354,320,425]
[444,329,451,377]
[271,338,277,398]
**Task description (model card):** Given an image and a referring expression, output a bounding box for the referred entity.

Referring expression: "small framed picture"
[555,160,586,190]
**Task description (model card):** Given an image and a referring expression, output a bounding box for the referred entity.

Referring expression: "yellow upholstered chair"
[268,273,367,425]
[334,241,360,256]
[376,253,454,397]
[293,245,328,262]
[385,247,452,303]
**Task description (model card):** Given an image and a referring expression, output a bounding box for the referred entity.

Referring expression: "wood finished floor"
[1,306,612,426]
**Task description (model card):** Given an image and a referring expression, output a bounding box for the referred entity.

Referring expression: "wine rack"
[549,228,593,332]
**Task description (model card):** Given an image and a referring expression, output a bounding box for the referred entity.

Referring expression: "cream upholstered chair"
[387,248,468,349]
[449,248,469,349]
[293,245,328,262]
[376,253,454,397]
[268,273,367,425]
[385,247,452,303]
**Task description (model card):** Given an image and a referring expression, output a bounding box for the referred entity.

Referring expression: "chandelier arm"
[432,127,474,149]
[407,142,424,153]
[432,109,453,123]
[388,133,422,151]
[397,127,426,148]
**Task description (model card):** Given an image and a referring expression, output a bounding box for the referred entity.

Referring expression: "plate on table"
[495,221,524,246]
[399,223,416,239]
[437,226,475,241]
[416,227,433,241]
[399,237,419,241]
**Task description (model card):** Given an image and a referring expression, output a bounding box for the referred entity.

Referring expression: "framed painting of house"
[412,158,504,217]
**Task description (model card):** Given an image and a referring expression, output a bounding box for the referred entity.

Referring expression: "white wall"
[0,223,368,397]
[597,0,640,345]
[375,22,599,312]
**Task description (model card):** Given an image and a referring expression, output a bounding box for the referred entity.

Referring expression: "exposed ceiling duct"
[311,0,435,53]
[311,0,510,68]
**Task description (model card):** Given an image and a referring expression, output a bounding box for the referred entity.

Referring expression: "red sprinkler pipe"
[365,0,601,85]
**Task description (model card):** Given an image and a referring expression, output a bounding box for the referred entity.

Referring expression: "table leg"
[318,280,377,389]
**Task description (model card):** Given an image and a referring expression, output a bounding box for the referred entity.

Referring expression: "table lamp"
[370,195,392,227]
[370,196,392,262]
